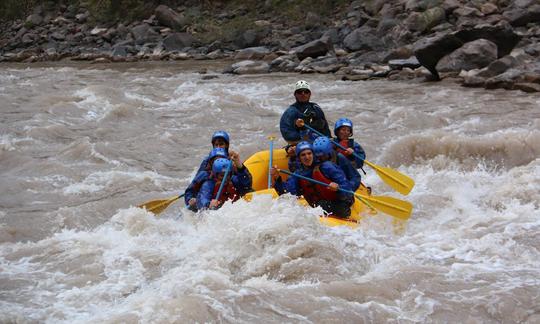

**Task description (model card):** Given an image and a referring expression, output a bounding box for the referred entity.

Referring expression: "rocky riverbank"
[1,1,539,92]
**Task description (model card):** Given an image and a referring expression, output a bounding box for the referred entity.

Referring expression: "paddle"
[212,160,231,209]
[278,169,412,220]
[268,136,275,189]
[302,124,415,195]
[138,193,185,215]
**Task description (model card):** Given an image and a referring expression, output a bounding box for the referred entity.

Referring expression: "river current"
[0,62,539,323]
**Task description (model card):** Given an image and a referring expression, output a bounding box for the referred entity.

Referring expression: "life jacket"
[212,180,239,205]
[334,138,357,166]
[299,166,337,206]
[293,102,327,132]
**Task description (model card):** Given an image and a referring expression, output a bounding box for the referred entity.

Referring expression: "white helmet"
[294,80,311,92]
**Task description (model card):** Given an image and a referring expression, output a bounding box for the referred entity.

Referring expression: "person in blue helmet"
[333,118,366,169]
[279,80,331,145]
[197,157,253,210]
[196,131,231,173]
[312,136,361,192]
[184,147,228,211]
[270,141,354,218]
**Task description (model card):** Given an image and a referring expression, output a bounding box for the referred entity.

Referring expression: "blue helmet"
[295,141,313,157]
[212,158,231,174]
[312,136,334,157]
[334,118,353,136]
[208,147,228,160]
[211,131,230,145]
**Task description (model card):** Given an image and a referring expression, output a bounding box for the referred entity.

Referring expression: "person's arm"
[353,141,366,168]
[283,171,302,196]
[196,180,215,210]
[232,164,253,196]
[280,107,302,142]
[338,154,361,192]
[320,162,352,199]
[314,103,331,137]
[196,156,209,173]
[184,171,208,205]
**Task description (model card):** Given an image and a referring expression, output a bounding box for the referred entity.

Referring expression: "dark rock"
[131,24,160,45]
[404,7,446,33]
[162,33,194,51]
[270,55,299,72]
[75,12,89,23]
[484,68,523,89]
[293,37,333,61]
[480,3,498,15]
[442,0,461,13]
[502,5,540,27]
[51,32,65,41]
[413,32,463,80]
[477,55,518,78]
[415,22,521,80]
[453,6,483,18]
[462,75,486,87]
[234,29,263,48]
[111,46,128,57]
[26,14,43,26]
[234,46,270,60]
[454,22,521,58]
[437,39,498,72]
[513,83,540,93]
[389,56,421,70]
[343,25,384,52]
[322,28,340,45]
[154,5,189,31]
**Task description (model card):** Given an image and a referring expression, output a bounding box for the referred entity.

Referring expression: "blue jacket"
[275,161,352,201]
[196,165,253,210]
[333,152,361,192]
[280,101,331,143]
[184,171,210,211]
[333,138,366,169]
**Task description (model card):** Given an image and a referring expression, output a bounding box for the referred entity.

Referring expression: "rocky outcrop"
[0,1,539,92]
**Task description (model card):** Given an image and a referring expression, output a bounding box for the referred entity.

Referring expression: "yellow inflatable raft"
[243,148,375,229]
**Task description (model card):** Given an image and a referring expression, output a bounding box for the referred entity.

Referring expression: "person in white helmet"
[279,80,331,171]
[279,80,331,146]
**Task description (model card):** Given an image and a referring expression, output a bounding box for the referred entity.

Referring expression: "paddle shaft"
[268,138,274,189]
[279,169,357,198]
[303,124,364,163]
[214,162,231,203]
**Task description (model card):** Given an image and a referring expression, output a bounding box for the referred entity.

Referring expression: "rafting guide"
[279,80,331,145]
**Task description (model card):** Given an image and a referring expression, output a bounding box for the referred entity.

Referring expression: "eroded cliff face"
[1,0,539,92]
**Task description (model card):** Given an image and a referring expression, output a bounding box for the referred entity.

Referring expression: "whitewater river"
[1,61,539,323]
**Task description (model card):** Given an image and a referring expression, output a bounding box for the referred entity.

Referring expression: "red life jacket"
[335,138,354,157]
[299,165,337,206]
[212,180,239,205]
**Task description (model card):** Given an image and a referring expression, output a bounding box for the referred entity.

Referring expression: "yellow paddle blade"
[243,188,279,201]
[355,194,413,220]
[138,196,181,215]
[364,160,415,196]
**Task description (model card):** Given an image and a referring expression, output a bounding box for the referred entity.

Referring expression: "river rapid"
[0,62,539,323]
